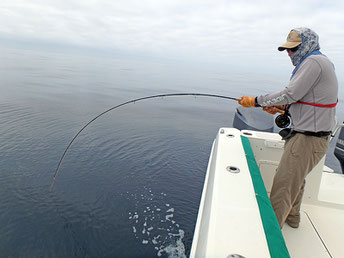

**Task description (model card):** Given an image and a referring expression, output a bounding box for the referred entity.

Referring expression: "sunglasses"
[286,46,300,53]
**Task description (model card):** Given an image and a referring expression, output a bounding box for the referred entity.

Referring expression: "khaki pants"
[270,133,329,228]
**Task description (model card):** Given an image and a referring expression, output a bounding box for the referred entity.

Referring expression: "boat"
[190,107,344,258]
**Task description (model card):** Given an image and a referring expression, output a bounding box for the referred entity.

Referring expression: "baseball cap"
[278,30,302,51]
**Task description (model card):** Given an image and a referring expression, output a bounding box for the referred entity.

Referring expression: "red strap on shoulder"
[297,99,338,108]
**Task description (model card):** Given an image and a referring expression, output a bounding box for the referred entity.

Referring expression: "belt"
[294,131,331,137]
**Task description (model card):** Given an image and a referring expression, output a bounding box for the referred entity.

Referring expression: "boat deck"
[190,128,344,258]
[245,129,344,257]
[283,205,344,257]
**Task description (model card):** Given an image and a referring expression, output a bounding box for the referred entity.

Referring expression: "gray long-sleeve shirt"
[257,55,338,132]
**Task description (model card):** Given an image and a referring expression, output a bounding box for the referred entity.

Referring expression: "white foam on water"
[126,188,186,257]
[157,230,186,258]
[152,235,160,245]
[166,214,173,221]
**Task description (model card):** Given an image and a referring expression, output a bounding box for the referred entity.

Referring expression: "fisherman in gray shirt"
[237,28,338,228]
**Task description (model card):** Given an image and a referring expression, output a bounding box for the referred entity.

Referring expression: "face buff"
[290,28,320,66]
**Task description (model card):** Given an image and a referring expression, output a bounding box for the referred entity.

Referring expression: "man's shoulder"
[299,54,331,71]
[298,55,322,71]
[307,54,331,65]
[307,54,336,73]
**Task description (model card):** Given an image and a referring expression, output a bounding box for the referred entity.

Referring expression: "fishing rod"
[50,93,239,190]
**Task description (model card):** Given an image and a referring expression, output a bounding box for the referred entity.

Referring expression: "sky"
[1,0,344,78]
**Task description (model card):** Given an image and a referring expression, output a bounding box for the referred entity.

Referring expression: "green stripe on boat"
[241,136,290,258]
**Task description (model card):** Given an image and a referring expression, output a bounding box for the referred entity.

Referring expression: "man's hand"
[262,105,285,115]
[238,96,256,108]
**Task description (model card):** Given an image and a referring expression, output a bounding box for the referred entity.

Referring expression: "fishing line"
[50,93,239,190]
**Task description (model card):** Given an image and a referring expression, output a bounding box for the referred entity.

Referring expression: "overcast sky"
[1,0,344,76]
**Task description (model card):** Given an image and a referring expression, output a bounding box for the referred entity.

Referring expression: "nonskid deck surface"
[283,206,344,258]
[282,173,344,258]
[318,172,344,205]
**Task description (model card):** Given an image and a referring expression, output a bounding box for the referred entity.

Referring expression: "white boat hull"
[191,128,344,258]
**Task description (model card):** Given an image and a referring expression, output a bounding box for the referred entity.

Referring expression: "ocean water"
[0,46,342,257]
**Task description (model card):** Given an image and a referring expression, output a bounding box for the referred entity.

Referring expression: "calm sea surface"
[1,46,343,257]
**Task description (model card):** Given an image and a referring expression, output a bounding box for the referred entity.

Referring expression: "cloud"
[1,0,344,68]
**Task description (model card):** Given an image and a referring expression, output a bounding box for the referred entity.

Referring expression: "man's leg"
[270,134,329,228]
[285,180,305,228]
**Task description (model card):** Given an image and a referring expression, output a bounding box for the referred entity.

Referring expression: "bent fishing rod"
[50,93,239,190]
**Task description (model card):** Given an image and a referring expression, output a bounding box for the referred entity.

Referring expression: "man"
[237,28,338,228]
